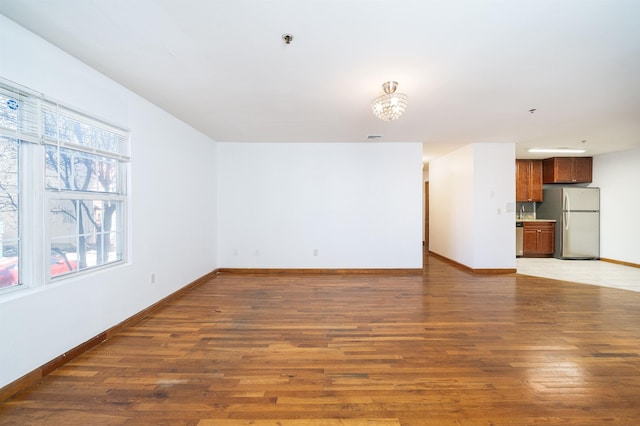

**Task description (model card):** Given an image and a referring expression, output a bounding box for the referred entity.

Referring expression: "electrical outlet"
[313,249,319,256]
[150,273,156,284]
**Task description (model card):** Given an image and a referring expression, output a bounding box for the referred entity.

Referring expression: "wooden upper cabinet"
[543,157,592,184]
[573,157,593,182]
[516,159,543,202]
[528,160,543,200]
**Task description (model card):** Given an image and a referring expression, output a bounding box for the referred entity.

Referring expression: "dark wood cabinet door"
[522,222,555,257]
[516,160,543,202]
[538,227,555,255]
[573,157,593,183]
[523,228,539,254]
[553,157,573,183]
[515,160,530,201]
[529,160,543,201]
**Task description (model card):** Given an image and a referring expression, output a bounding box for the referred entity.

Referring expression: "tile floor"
[516,257,640,292]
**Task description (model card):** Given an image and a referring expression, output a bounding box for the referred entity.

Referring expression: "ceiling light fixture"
[371,81,408,121]
[528,148,586,154]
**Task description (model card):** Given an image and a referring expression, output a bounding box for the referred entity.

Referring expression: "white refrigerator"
[536,187,600,259]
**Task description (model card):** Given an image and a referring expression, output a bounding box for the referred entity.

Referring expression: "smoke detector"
[282,34,293,44]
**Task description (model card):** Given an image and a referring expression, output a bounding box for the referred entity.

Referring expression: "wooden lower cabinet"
[522,222,555,257]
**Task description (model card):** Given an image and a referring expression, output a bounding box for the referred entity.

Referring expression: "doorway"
[424,181,429,249]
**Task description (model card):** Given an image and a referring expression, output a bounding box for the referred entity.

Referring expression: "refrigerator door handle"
[564,192,570,230]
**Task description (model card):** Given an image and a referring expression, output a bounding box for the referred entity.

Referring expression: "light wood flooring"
[2,253,640,425]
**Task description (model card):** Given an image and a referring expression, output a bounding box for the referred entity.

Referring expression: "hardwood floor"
[2,253,640,425]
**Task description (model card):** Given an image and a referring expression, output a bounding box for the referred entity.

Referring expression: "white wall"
[429,143,516,269]
[429,145,475,263]
[217,142,423,269]
[593,147,640,265]
[0,15,217,387]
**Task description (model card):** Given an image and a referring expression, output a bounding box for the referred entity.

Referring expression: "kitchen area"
[516,156,599,260]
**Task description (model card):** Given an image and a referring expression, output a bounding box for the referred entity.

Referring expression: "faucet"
[520,205,525,220]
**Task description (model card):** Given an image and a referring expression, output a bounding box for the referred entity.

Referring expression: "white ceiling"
[1,0,639,162]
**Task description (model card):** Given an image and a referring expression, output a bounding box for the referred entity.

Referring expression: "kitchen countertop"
[516,219,556,222]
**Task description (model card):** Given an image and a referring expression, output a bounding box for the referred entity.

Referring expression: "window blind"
[41,101,130,161]
[0,80,40,144]
[0,77,130,160]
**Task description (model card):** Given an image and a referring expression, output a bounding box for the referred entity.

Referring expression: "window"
[0,80,32,291]
[0,78,129,292]
[0,136,20,289]
[43,101,128,276]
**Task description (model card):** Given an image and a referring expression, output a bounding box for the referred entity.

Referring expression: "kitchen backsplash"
[516,201,536,220]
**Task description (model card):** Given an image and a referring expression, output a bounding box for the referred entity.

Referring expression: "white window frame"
[0,77,130,292]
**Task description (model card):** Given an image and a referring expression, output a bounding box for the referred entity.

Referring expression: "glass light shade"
[371,81,408,121]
